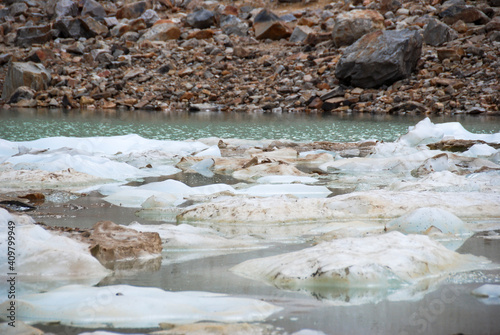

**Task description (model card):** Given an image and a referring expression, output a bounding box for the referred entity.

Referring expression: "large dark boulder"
[2,62,51,101]
[335,29,422,88]
[439,4,490,25]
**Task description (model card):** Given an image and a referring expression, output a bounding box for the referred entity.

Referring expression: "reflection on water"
[1,108,499,142]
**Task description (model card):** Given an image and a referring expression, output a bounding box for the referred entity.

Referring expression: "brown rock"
[15,25,53,47]
[332,10,385,47]
[89,221,162,264]
[187,29,215,40]
[439,5,491,25]
[116,1,152,19]
[308,97,323,109]
[437,47,464,61]
[138,23,180,42]
[254,21,292,40]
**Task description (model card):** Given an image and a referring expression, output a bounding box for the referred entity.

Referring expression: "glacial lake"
[1,108,500,335]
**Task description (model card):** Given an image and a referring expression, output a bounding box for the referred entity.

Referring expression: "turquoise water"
[1,108,499,142]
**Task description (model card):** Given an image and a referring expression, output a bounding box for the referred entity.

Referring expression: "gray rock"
[331,10,385,47]
[9,2,28,17]
[186,8,215,29]
[81,0,106,19]
[54,17,87,39]
[423,18,458,46]
[335,29,422,88]
[140,9,160,27]
[252,9,291,40]
[8,86,35,104]
[2,62,51,101]
[15,25,53,47]
[80,16,109,37]
[53,0,79,18]
[221,15,249,36]
[289,25,316,43]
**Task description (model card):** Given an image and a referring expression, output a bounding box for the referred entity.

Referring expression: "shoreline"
[0,0,499,115]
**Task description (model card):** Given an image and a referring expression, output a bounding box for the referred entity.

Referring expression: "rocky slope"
[0,0,499,114]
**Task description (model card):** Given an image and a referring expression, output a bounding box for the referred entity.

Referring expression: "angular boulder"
[253,9,291,40]
[2,62,51,101]
[88,221,162,265]
[15,25,53,47]
[54,17,87,39]
[7,86,35,104]
[332,10,385,47]
[289,25,316,43]
[335,29,423,88]
[80,16,109,37]
[423,18,458,46]
[46,0,78,18]
[186,8,215,29]
[81,0,106,18]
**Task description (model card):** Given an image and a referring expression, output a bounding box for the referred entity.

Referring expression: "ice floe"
[231,232,497,304]
[471,284,500,305]
[0,209,110,297]
[0,284,282,328]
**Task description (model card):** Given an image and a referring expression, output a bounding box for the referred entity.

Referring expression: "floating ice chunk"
[0,321,43,335]
[0,209,110,281]
[195,145,221,157]
[103,180,235,208]
[463,144,498,158]
[471,284,500,305]
[387,207,468,235]
[7,153,153,181]
[257,175,319,184]
[191,158,215,177]
[398,118,445,146]
[0,284,282,328]
[398,118,500,147]
[104,189,175,208]
[237,184,331,198]
[412,153,454,176]
[299,149,336,158]
[128,222,261,250]
[10,135,208,156]
[231,232,496,300]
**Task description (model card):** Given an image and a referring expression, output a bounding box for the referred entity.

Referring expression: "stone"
[140,9,160,27]
[2,62,51,101]
[7,86,35,104]
[488,0,500,6]
[486,17,500,32]
[423,18,458,46]
[25,48,56,63]
[335,29,422,89]
[253,10,292,40]
[54,17,87,39]
[81,0,106,19]
[187,29,214,40]
[80,16,109,37]
[437,47,464,61]
[186,8,215,29]
[9,2,28,17]
[220,15,249,36]
[88,221,162,265]
[15,25,53,47]
[439,4,491,25]
[289,25,316,44]
[51,0,79,18]
[331,10,385,47]
[116,1,151,20]
[138,23,180,42]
